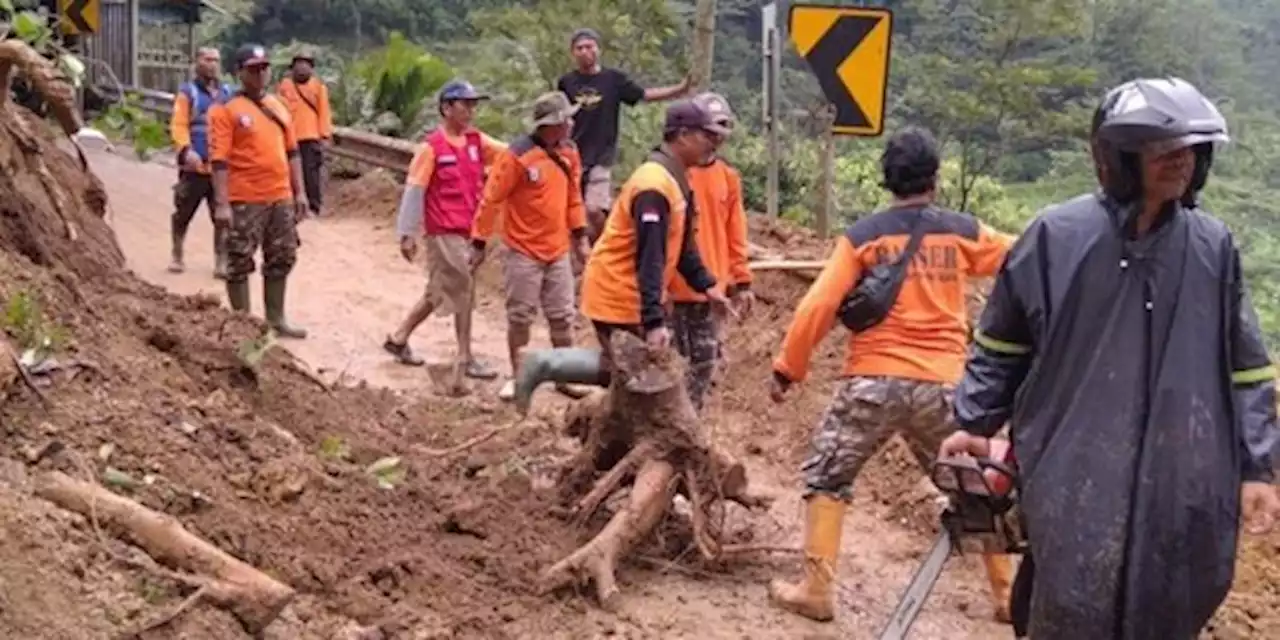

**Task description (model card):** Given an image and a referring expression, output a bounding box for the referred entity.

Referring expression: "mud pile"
[326,171,404,221]
[0,102,582,637]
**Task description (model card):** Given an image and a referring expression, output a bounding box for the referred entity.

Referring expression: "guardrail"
[125,86,417,172]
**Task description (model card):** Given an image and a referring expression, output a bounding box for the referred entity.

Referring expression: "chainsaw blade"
[877,529,954,640]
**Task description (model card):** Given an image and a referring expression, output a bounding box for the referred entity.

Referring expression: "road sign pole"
[762,2,779,218]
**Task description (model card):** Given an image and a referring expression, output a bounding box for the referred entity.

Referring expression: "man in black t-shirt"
[557,28,691,248]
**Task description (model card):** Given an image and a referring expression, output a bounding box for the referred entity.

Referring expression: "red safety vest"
[422,128,484,235]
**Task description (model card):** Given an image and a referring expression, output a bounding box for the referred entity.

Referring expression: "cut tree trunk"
[35,471,295,633]
[538,331,772,609]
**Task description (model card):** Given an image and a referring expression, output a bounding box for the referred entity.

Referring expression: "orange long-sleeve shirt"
[170,82,230,174]
[472,135,587,263]
[773,207,1014,385]
[670,157,751,302]
[276,76,333,142]
[209,95,298,203]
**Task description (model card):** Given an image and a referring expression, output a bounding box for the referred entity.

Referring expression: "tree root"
[537,458,677,611]
[539,332,775,609]
[35,471,295,633]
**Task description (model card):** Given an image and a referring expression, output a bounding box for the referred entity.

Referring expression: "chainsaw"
[876,439,1026,640]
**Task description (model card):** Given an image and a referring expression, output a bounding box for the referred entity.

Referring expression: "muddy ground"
[0,124,1274,640]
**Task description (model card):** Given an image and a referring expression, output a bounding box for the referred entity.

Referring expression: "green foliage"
[349,32,452,137]
[202,0,1280,348]
[1,0,86,88]
[2,289,68,359]
[91,98,169,160]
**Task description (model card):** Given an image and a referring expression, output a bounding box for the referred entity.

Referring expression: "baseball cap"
[438,80,489,103]
[290,49,316,65]
[663,99,716,135]
[234,44,269,69]
[692,92,735,136]
[570,28,601,47]
[531,92,579,127]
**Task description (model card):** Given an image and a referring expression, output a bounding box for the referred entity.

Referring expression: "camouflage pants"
[171,171,215,237]
[225,201,297,283]
[803,376,958,500]
[670,302,720,412]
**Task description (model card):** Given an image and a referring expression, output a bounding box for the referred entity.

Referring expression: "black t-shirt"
[557,67,646,169]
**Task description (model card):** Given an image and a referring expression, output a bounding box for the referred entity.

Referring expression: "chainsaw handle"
[931,454,1019,498]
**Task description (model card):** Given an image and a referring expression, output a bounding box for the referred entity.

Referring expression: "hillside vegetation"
[199,0,1280,345]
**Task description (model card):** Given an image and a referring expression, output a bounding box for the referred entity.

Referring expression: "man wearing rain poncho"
[937,77,1280,638]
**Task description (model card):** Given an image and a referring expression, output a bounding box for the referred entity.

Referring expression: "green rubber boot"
[513,347,606,416]
[226,280,250,312]
[212,227,229,280]
[167,231,185,273]
[264,277,307,339]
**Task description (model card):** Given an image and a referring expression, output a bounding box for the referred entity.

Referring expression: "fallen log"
[35,471,295,633]
[538,331,773,609]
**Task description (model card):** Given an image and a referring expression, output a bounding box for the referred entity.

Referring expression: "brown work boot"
[768,495,846,622]
[984,553,1016,624]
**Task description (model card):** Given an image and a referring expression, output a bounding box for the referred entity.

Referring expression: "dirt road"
[87,148,1010,639]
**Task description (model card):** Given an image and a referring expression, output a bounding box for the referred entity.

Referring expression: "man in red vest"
[384,80,503,384]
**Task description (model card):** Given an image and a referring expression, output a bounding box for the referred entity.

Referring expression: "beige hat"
[532,92,579,128]
[692,91,735,136]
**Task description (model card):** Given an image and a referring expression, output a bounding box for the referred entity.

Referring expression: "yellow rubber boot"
[983,553,1016,624]
[768,495,846,621]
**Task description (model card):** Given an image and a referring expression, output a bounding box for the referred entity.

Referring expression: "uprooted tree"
[538,331,774,610]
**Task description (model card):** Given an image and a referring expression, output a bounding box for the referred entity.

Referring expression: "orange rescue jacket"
[773,206,1014,385]
[670,157,751,302]
[581,149,716,329]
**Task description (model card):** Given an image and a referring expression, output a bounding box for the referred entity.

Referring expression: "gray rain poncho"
[953,193,1279,639]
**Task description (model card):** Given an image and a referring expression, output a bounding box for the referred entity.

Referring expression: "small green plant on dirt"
[366,456,405,490]
[2,289,68,360]
[90,97,168,160]
[318,435,350,461]
[135,577,169,605]
[236,330,278,371]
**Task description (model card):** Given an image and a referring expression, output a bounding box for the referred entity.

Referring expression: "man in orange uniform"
[511,99,733,415]
[766,127,1018,623]
[168,46,233,277]
[669,92,753,412]
[276,50,333,217]
[209,45,310,339]
[470,92,592,401]
[383,80,503,381]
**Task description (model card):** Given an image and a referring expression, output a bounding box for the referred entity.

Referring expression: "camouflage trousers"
[171,171,215,237]
[670,301,720,412]
[803,376,959,500]
[225,201,298,283]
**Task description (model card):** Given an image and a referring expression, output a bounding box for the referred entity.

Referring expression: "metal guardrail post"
[124,86,418,172]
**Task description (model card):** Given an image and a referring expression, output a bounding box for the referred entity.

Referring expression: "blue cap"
[439,80,489,103]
